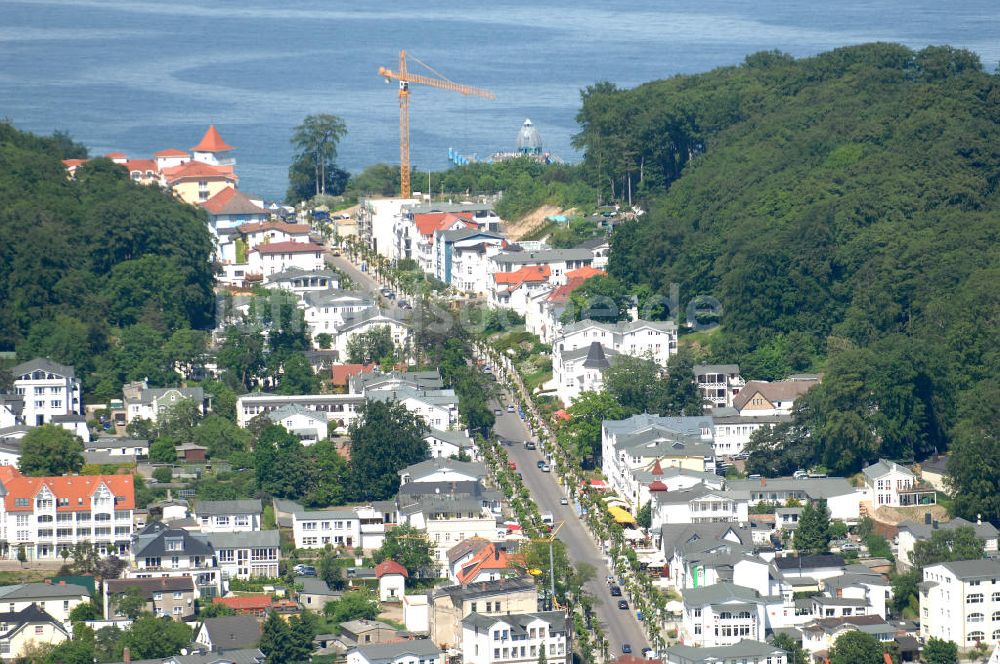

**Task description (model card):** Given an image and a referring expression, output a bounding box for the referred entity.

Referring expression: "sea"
[2,0,998,200]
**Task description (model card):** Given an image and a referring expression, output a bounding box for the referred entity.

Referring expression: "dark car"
[617,599,629,610]
[610,585,622,597]
[537,460,546,469]
[524,441,536,450]
[621,644,632,654]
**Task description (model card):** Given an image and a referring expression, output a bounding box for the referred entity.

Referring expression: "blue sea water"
[1,0,998,199]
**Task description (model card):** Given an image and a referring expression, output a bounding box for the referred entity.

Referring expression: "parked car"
[617,599,629,610]
[524,441,536,450]
[622,644,632,654]
[610,585,622,597]
[560,497,569,505]
[507,404,515,412]
[540,464,551,472]
[294,564,316,577]
[537,460,546,469]
[494,409,502,416]
[641,648,654,658]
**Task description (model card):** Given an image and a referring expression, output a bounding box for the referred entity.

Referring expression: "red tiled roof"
[104,152,127,159]
[125,159,158,173]
[553,409,571,421]
[213,595,272,610]
[649,480,668,492]
[62,159,87,168]
[456,544,515,584]
[192,124,234,152]
[547,269,606,304]
[1,467,135,512]
[493,265,550,288]
[375,559,408,578]
[330,363,375,387]
[251,241,323,255]
[413,212,473,237]
[201,188,268,216]
[651,459,663,476]
[155,148,188,157]
[162,160,237,184]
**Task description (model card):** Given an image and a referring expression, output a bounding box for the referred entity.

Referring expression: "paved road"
[331,250,648,654]
[492,398,649,657]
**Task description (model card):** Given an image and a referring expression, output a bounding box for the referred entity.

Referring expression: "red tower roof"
[192,125,235,152]
[375,559,408,578]
[651,459,663,476]
[649,480,668,492]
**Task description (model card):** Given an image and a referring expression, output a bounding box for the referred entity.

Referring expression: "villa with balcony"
[863,459,937,508]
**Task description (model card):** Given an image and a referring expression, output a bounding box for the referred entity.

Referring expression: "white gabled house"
[11,359,81,426]
[863,459,937,509]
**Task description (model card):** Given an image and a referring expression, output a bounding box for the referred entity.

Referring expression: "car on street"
[494,409,502,416]
[607,575,615,584]
[507,404,515,412]
[540,464,551,472]
[537,460,546,469]
[641,648,654,658]
[524,441,536,450]
[617,599,629,610]
[621,644,632,654]
[610,585,622,597]
[560,497,569,505]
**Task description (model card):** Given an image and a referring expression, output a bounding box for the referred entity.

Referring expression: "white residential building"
[864,459,937,509]
[0,582,90,623]
[302,290,374,339]
[897,516,999,570]
[123,381,207,425]
[397,494,499,573]
[359,196,420,259]
[0,395,23,430]
[710,411,790,457]
[205,530,281,580]
[561,318,679,366]
[461,612,569,664]
[332,310,411,360]
[651,484,748,528]
[681,583,783,647]
[693,364,745,409]
[193,500,262,533]
[726,477,865,523]
[292,508,361,550]
[238,221,312,251]
[366,387,459,431]
[398,458,488,486]
[11,359,81,426]
[921,558,1000,647]
[800,616,896,655]
[489,265,552,313]
[490,248,594,284]
[0,468,134,560]
[731,376,820,417]
[346,640,443,664]
[266,404,329,444]
[235,392,365,431]
[425,429,480,461]
[433,229,506,292]
[551,341,616,405]
[247,240,326,278]
[264,267,341,298]
[127,522,222,598]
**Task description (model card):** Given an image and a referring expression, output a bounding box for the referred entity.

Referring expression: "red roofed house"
[525,268,606,344]
[330,364,376,389]
[0,466,135,560]
[489,264,552,310]
[375,559,407,601]
[163,159,238,205]
[408,212,475,273]
[192,124,236,166]
[454,543,518,585]
[125,159,161,186]
[201,188,269,229]
[248,240,326,277]
[154,148,190,171]
[212,594,273,617]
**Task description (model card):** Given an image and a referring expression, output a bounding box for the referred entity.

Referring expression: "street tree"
[19,425,84,476]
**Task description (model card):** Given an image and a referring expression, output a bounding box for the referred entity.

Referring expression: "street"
[329,250,649,655]
[493,401,650,656]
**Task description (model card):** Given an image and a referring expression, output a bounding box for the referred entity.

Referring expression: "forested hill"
[0,122,216,399]
[574,44,999,507]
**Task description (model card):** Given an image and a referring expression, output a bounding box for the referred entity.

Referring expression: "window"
[968,612,984,623]
[14,499,28,508]
[174,592,183,599]
[967,593,984,604]
[968,631,984,643]
[993,611,1000,621]
[35,626,43,635]
[993,592,1000,602]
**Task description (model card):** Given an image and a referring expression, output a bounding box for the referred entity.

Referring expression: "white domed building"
[516,118,543,155]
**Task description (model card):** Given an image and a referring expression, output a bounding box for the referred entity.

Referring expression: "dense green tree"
[118,614,192,660]
[302,440,350,508]
[922,637,958,664]
[374,525,433,577]
[558,390,629,463]
[323,590,380,624]
[163,328,208,379]
[602,355,663,414]
[155,399,203,441]
[277,353,320,395]
[193,415,250,459]
[827,631,885,664]
[947,380,1000,524]
[19,425,84,476]
[44,625,97,664]
[202,378,238,422]
[744,420,814,478]
[287,114,348,202]
[346,326,395,364]
[317,550,346,590]
[348,400,428,501]
[794,500,831,555]
[113,586,146,619]
[253,424,310,499]
[661,350,705,415]
[636,501,652,530]
[258,610,293,664]
[891,570,921,615]
[68,601,101,623]
[217,325,266,391]
[285,611,319,663]
[561,275,632,323]
[148,437,177,464]
[909,526,985,569]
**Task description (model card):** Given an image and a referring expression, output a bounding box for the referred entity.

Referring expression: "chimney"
[124,648,131,664]
[58,581,65,586]
[760,478,766,487]
[924,512,932,525]
[494,548,500,561]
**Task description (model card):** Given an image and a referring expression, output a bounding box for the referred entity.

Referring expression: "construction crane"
[378,49,495,199]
